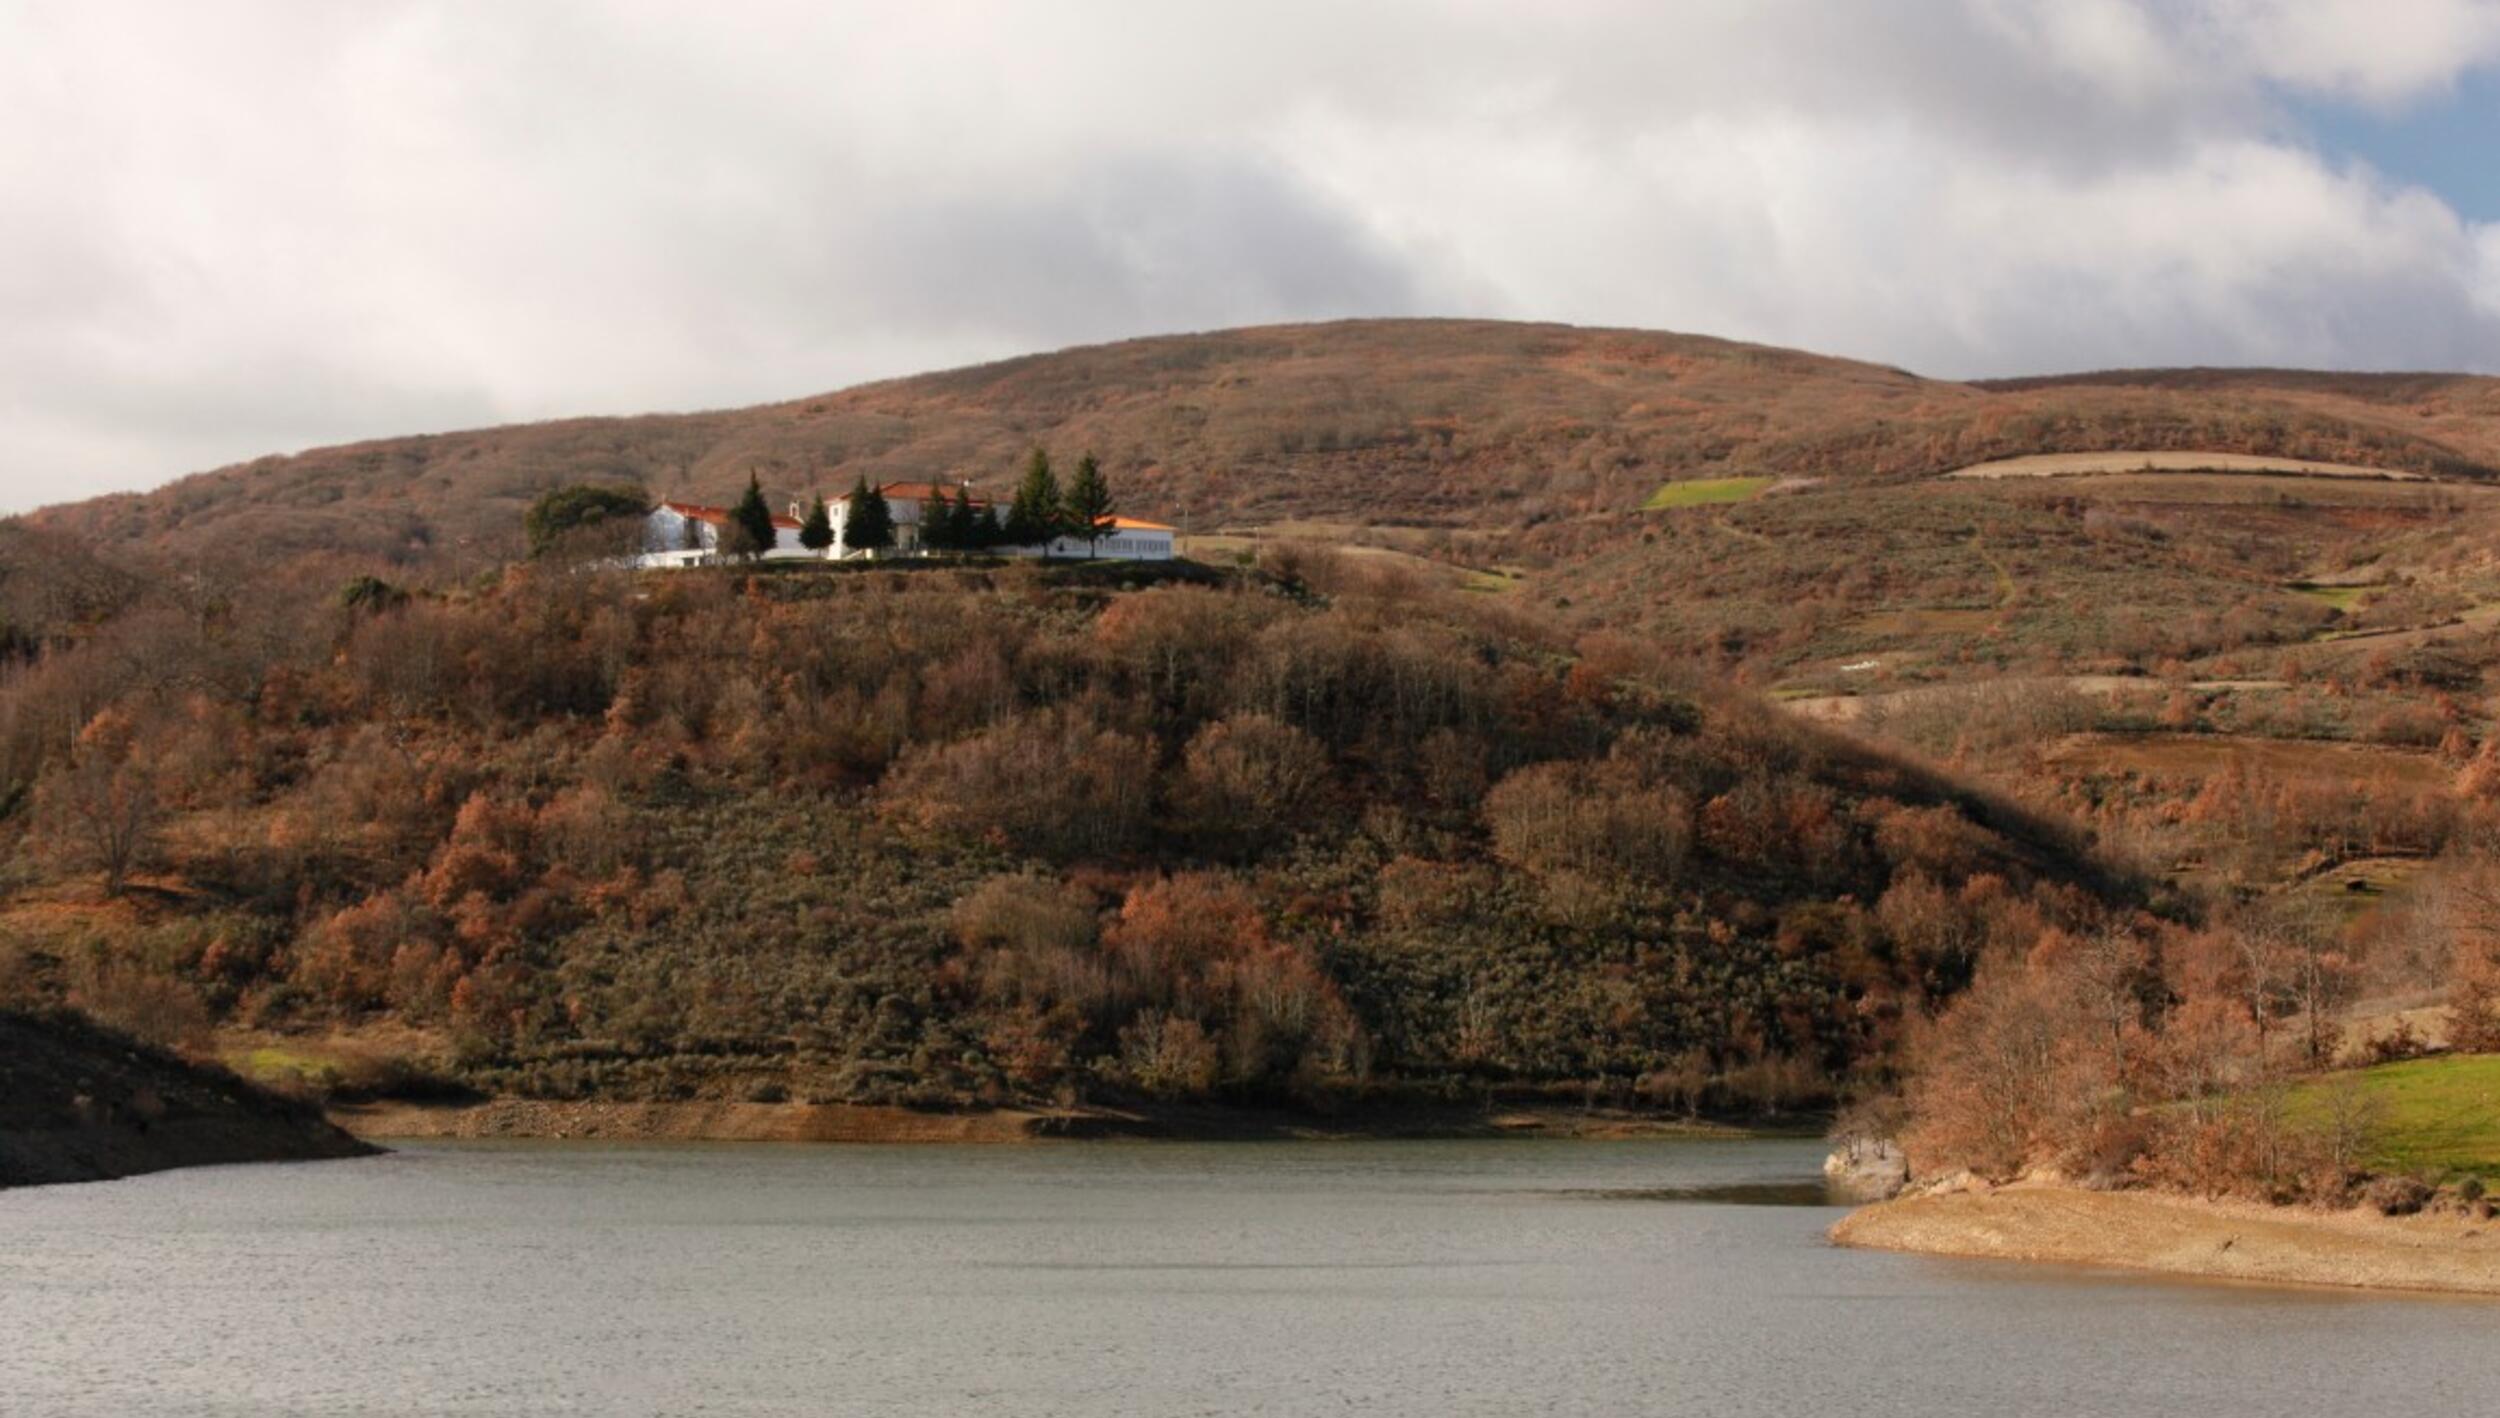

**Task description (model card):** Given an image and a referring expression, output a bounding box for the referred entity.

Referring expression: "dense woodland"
[0,520,2125,1116]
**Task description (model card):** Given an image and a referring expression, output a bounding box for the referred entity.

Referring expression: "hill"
[14,316,2500,1139]
[0,1008,373,1188]
[0,556,2136,1119]
[25,320,2500,575]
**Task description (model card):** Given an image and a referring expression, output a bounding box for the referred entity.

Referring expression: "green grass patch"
[2288,1053,2500,1178]
[2287,582,2369,612]
[1644,476,1773,510]
[225,1044,342,1087]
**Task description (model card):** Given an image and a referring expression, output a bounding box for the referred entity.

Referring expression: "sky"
[5,0,2500,514]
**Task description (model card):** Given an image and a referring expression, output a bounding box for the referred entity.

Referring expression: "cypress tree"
[948,486,985,549]
[1004,448,1063,551]
[845,476,895,556]
[729,474,777,558]
[1063,453,1115,557]
[798,495,834,554]
[922,487,956,552]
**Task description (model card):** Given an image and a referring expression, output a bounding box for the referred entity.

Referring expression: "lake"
[3,1137,2494,1416]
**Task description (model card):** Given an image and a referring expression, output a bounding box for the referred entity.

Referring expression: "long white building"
[637,482,1176,565]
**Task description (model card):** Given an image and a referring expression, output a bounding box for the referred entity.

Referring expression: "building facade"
[637,486,1178,565]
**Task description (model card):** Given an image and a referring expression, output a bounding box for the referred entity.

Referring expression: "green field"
[2287,582,2369,612]
[2290,1053,2500,1178]
[1644,476,1774,509]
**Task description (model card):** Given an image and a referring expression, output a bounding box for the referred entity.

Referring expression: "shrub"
[1484,760,1691,881]
[68,954,211,1052]
[882,711,1154,859]
[524,484,649,559]
[2363,1173,2433,1216]
[1119,1011,1221,1097]
[1177,712,1332,853]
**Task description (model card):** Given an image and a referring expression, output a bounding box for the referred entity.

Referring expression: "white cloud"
[2186,0,2500,106]
[1,0,2497,512]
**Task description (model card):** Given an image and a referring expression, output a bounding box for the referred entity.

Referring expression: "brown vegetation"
[0,543,2131,1116]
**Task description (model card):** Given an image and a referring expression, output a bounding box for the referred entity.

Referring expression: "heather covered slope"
[0,1009,373,1188]
[28,320,2500,573]
[0,557,2137,1116]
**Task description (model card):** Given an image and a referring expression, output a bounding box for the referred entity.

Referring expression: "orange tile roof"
[659,499,803,530]
[1104,515,1175,532]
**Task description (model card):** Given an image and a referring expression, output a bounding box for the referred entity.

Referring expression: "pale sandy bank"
[1832,1183,2500,1297]
[333,1098,1110,1143]
[334,1097,1759,1145]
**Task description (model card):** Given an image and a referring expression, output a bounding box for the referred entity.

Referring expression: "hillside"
[26,320,2500,575]
[0,555,2136,1118]
[0,1008,372,1188]
[14,316,2500,1137]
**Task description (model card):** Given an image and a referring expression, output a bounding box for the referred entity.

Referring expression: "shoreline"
[3,1010,375,1190]
[1831,1182,2500,1298]
[331,1096,1792,1146]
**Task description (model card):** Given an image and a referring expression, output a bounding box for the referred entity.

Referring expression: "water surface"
[3,1138,2492,1416]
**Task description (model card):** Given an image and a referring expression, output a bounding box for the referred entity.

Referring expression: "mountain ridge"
[25,318,2500,576]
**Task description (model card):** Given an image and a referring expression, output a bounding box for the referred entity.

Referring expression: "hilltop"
[25,319,2500,576]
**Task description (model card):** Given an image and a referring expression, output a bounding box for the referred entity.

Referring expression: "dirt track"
[1947,450,2428,481]
[1832,1183,2500,1296]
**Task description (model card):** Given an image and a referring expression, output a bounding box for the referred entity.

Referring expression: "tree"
[798,495,834,554]
[844,477,894,556]
[729,474,777,559]
[34,713,160,897]
[337,575,407,616]
[2245,896,2356,1066]
[1179,712,1331,855]
[523,484,649,559]
[1064,453,1115,557]
[1004,448,1064,550]
[922,488,957,553]
[955,494,995,550]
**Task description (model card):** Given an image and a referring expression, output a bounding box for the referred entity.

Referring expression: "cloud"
[2,0,2497,511]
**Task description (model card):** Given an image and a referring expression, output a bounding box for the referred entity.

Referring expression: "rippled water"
[3,1138,2495,1416]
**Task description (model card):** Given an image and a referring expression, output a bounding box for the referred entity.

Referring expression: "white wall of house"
[634,496,1176,567]
[829,491,958,556]
[637,504,815,566]
[994,527,1176,561]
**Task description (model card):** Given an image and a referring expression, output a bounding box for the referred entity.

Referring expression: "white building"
[826,481,990,557]
[996,516,1177,561]
[830,483,1176,561]
[633,484,1180,566]
[637,499,811,567]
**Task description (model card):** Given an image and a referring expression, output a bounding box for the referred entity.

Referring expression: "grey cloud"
[3,0,2498,513]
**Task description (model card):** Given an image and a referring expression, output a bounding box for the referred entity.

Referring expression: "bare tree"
[33,718,161,896]
[2240,896,2355,1067]
[2066,925,2152,1075]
